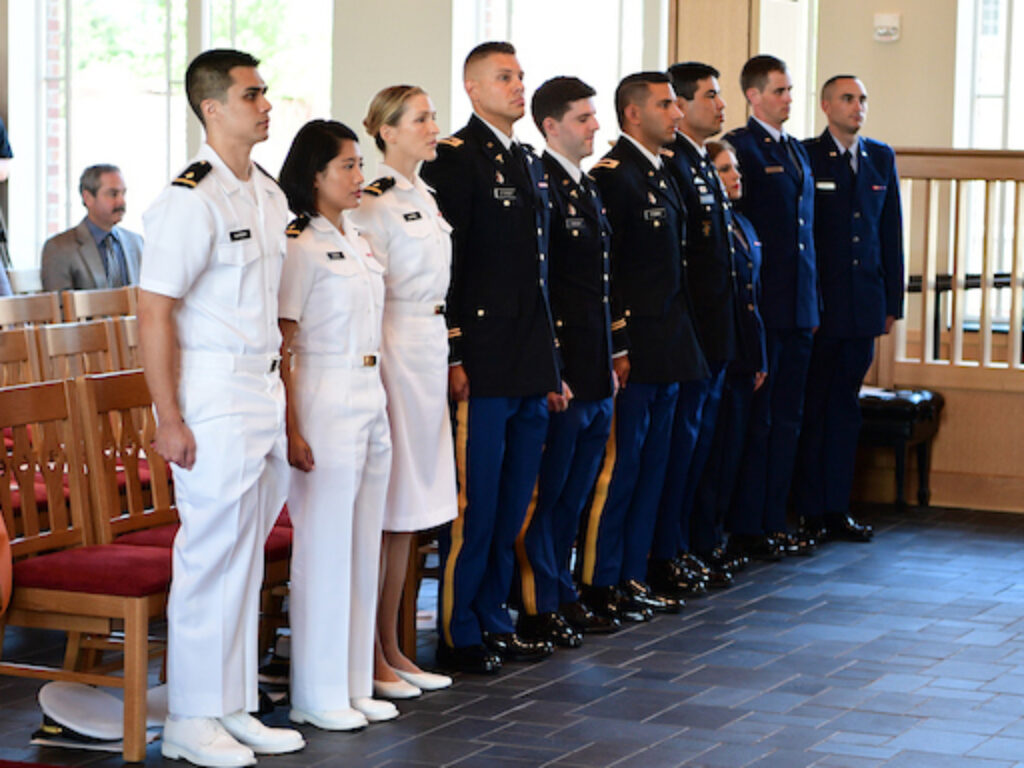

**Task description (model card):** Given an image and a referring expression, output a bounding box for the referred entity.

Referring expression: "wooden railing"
[882,148,1024,392]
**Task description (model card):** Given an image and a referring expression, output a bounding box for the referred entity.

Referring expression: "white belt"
[386,299,446,317]
[293,353,380,368]
[181,350,281,373]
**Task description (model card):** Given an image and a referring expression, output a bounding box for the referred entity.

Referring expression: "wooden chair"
[0,327,43,386]
[0,379,171,762]
[62,286,138,322]
[114,315,141,369]
[0,292,62,329]
[37,319,121,380]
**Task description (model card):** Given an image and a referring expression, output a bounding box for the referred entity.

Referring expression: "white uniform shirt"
[278,213,384,357]
[348,164,452,304]
[141,143,288,356]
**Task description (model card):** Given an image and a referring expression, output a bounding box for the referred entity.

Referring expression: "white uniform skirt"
[379,302,458,532]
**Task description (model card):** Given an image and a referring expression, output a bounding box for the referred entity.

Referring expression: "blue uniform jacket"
[725,117,819,330]
[664,134,738,364]
[730,211,768,375]
[421,115,561,397]
[802,130,905,338]
[589,137,708,384]
[542,151,617,401]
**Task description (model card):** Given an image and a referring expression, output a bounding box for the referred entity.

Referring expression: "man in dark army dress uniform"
[422,41,564,674]
[795,75,904,542]
[578,72,708,623]
[515,76,621,648]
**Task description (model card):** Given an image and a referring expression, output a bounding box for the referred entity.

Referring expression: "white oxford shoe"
[289,706,369,731]
[373,677,422,699]
[218,711,305,755]
[394,669,453,691]
[161,716,256,767]
[352,697,399,722]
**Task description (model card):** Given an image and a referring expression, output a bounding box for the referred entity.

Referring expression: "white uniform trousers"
[167,366,288,717]
[287,358,391,713]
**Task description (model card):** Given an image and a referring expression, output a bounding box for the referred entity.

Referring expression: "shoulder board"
[437,136,464,148]
[660,148,675,158]
[253,162,281,187]
[172,161,212,188]
[590,158,620,171]
[363,176,396,197]
[285,215,310,238]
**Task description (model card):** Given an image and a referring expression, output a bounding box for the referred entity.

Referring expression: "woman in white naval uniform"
[277,120,398,730]
[351,86,458,698]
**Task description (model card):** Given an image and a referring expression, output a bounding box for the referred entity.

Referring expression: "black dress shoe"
[581,584,651,623]
[517,612,583,648]
[705,546,748,573]
[560,600,621,634]
[771,531,816,557]
[825,515,874,542]
[646,558,694,599]
[621,579,682,614]
[482,632,554,662]
[676,553,731,590]
[726,533,783,562]
[435,642,502,674]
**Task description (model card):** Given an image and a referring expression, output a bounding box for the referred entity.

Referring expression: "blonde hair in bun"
[364,85,427,152]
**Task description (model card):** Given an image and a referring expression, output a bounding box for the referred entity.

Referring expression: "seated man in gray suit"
[41,164,142,292]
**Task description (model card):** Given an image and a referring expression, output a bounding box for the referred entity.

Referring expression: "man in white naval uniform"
[138,48,305,768]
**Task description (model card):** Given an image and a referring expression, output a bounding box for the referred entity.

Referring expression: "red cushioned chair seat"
[13,544,172,596]
[115,523,179,548]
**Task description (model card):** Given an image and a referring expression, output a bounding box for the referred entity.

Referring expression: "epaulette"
[660,148,675,158]
[438,136,464,148]
[285,215,310,238]
[254,162,281,188]
[363,177,396,197]
[172,161,212,188]
[590,158,620,171]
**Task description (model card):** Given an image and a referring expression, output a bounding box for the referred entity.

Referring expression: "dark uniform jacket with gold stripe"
[421,115,560,398]
[589,137,708,384]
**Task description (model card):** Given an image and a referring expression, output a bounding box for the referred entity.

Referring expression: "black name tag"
[565,217,585,229]
[643,207,666,221]
[403,211,422,222]
[327,251,345,260]
[493,186,518,201]
[230,229,251,241]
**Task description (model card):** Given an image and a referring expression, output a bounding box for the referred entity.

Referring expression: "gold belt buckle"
[362,355,377,367]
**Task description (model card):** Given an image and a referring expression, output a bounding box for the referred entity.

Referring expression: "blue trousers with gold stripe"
[580,381,678,587]
[437,395,548,649]
[517,397,613,615]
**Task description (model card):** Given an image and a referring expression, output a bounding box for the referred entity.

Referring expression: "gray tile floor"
[5,504,1024,767]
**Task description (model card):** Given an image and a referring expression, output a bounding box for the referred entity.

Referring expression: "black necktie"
[847,149,857,180]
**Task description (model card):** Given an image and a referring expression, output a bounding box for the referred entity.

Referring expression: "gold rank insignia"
[702,221,712,237]
[591,158,620,171]
[172,160,212,188]
[495,153,504,164]
[569,188,578,198]
[438,136,464,148]
[660,148,675,158]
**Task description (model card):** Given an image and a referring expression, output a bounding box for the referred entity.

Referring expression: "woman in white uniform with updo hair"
[277,119,398,731]
[350,85,458,698]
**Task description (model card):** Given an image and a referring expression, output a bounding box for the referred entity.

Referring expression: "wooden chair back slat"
[77,371,176,545]
[114,316,140,370]
[38,320,120,380]
[0,380,90,558]
[62,287,137,322]
[0,293,62,329]
[0,328,43,386]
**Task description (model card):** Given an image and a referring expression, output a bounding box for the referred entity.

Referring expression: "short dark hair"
[531,76,596,135]
[185,48,260,124]
[464,41,516,75]
[79,164,121,196]
[667,62,720,101]
[278,120,359,217]
[740,54,787,96]
[821,74,858,101]
[615,71,671,128]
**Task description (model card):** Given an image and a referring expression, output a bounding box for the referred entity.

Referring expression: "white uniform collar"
[752,115,786,143]
[544,146,582,184]
[475,112,516,151]
[621,132,662,170]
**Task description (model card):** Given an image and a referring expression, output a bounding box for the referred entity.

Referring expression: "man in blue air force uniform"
[421,41,564,674]
[794,75,904,541]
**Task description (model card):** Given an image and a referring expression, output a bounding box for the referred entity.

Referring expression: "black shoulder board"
[285,215,310,238]
[172,161,213,188]
[363,176,396,197]
[253,162,281,187]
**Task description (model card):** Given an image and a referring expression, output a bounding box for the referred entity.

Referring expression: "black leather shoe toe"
[826,515,874,542]
[517,612,583,648]
[436,643,502,674]
[621,579,682,614]
[560,601,621,634]
[482,632,554,662]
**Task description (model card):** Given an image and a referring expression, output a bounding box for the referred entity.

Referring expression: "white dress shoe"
[218,711,304,755]
[351,697,399,722]
[373,678,422,699]
[289,707,368,731]
[394,669,453,691]
[161,716,256,767]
